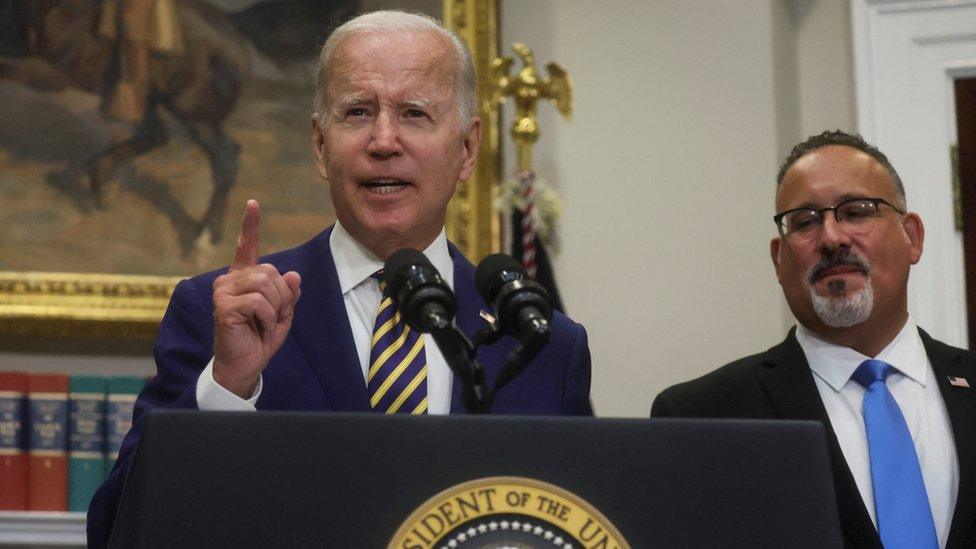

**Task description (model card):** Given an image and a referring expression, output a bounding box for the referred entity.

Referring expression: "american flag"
[511,170,565,313]
[948,376,970,388]
[479,309,496,325]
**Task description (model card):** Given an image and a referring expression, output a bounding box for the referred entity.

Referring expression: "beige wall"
[794,0,856,137]
[1,1,857,418]
[500,0,857,416]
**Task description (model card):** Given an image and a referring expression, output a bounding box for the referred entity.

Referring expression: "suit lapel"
[759,331,828,420]
[447,245,502,414]
[921,330,976,548]
[760,330,882,548]
[290,227,370,411]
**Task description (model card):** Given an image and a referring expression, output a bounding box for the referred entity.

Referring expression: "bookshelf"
[0,369,149,546]
[0,512,86,546]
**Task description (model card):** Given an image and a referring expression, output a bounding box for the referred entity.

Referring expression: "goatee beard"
[810,279,873,327]
[805,250,873,328]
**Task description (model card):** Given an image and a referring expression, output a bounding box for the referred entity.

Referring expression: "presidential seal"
[389,476,629,549]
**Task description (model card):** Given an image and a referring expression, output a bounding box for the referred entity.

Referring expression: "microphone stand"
[466,318,551,412]
[424,311,490,414]
[408,286,550,415]
[485,320,550,405]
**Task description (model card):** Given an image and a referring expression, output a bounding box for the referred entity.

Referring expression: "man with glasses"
[652,131,975,549]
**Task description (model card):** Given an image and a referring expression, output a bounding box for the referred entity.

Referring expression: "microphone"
[384,249,456,332]
[475,254,554,403]
[384,248,489,414]
[475,254,553,340]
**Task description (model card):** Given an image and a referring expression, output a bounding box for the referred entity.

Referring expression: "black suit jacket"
[651,328,976,549]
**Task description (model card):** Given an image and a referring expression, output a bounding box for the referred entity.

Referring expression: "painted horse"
[8,0,251,253]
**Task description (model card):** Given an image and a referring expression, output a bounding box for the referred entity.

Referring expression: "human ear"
[457,117,481,182]
[901,212,924,265]
[311,114,329,180]
[770,236,785,283]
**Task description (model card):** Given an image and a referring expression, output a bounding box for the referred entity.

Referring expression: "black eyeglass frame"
[772,197,906,236]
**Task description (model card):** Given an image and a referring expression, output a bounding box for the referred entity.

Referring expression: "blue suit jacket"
[87,227,592,547]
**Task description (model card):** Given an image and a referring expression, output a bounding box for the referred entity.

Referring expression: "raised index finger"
[231,199,261,271]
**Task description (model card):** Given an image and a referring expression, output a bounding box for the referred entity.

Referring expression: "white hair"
[809,277,874,328]
[312,10,477,129]
[807,262,874,328]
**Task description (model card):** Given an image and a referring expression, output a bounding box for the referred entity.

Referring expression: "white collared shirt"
[797,319,958,548]
[196,221,454,414]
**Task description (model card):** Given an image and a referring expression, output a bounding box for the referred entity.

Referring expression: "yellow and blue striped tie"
[367,272,428,414]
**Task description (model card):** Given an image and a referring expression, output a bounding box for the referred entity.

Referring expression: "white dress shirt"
[195,221,455,414]
[796,318,958,548]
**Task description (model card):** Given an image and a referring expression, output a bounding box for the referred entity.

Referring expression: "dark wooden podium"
[109,412,842,548]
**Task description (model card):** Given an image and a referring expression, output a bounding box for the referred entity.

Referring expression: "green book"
[106,376,145,474]
[68,375,107,512]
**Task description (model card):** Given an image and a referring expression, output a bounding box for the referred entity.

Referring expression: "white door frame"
[852,0,976,348]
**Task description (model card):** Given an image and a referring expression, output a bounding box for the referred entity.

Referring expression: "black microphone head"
[475,253,526,303]
[475,253,553,339]
[383,248,456,332]
[384,248,430,293]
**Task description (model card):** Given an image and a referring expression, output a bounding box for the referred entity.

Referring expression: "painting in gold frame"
[0,0,499,343]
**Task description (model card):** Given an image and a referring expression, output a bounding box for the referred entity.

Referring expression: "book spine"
[68,375,107,512]
[106,376,144,471]
[0,371,29,510]
[27,373,69,511]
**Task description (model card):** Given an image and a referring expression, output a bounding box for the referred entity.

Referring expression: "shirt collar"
[329,221,454,295]
[796,316,928,392]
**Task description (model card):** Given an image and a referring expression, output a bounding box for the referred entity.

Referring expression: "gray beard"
[809,278,874,328]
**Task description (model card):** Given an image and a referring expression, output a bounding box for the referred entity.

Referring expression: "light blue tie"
[852,359,937,549]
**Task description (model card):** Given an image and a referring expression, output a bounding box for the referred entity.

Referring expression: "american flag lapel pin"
[479,310,496,326]
[948,376,971,388]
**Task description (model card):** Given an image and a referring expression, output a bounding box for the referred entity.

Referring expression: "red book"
[27,373,69,511]
[0,371,29,510]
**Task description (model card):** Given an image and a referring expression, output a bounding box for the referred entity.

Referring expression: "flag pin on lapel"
[948,376,970,388]
[479,310,496,325]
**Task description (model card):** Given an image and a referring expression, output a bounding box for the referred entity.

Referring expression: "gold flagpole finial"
[491,43,572,172]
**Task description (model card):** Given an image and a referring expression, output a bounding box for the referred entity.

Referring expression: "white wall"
[501,0,857,417]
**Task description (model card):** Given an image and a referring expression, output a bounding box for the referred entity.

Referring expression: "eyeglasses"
[773,197,905,239]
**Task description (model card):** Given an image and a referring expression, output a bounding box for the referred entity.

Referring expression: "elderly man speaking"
[87,11,592,547]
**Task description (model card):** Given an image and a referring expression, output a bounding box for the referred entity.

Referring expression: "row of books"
[0,372,146,512]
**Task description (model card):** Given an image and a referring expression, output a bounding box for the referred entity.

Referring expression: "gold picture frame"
[0,0,500,344]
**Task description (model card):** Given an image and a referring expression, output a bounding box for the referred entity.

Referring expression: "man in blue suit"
[87,10,591,548]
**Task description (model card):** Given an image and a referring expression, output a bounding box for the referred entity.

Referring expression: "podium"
[109,412,842,548]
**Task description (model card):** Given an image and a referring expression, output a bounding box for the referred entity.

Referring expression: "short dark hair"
[776,130,906,208]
